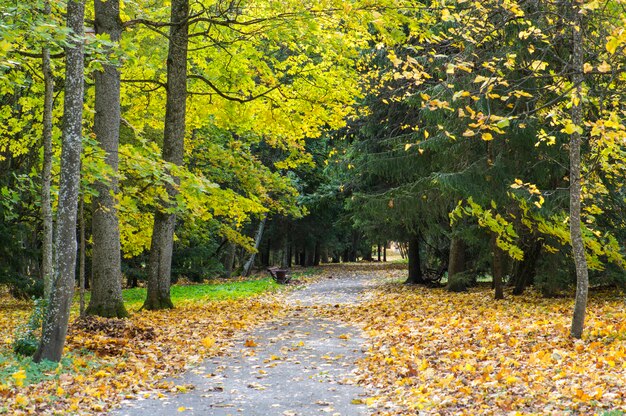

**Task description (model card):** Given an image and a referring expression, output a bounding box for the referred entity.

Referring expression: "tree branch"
[188,73,279,103]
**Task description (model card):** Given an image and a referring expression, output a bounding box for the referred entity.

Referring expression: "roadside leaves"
[330,282,626,415]
[0,295,284,414]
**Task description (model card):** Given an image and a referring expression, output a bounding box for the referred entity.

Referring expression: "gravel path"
[113,273,378,416]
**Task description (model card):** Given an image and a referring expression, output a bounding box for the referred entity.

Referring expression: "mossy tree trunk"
[87,0,128,318]
[143,0,188,310]
[41,0,54,301]
[34,0,86,363]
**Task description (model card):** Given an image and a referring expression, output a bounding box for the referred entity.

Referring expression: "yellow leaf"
[597,61,611,73]
[178,406,187,412]
[462,129,475,137]
[365,397,379,406]
[404,143,412,151]
[481,132,494,141]
[583,62,593,73]
[15,394,28,407]
[57,386,65,396]
[244,339,257,347]
[607,37,620,54]
[505,376,518,384]
[563,123,576,134]
[12,369,26,387]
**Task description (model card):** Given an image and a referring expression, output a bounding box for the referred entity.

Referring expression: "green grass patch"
[75,276,282,309]
[123,277,279,307]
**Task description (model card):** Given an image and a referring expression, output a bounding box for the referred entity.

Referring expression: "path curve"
[114,273,378,416]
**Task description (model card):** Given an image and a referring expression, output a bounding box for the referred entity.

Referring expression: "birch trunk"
[243,215,267,277]
[34,0,85,363]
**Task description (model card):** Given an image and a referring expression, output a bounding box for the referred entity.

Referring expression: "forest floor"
[2,264,626,415]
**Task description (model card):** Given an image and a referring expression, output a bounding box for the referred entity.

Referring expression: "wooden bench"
[267,267,291,284]
[423,264,447,286]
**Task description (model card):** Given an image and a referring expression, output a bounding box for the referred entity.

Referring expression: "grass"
[120,277,280,307]
[73,275,284,309]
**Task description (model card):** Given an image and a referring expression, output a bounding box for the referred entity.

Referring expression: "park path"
[113,272,380,416]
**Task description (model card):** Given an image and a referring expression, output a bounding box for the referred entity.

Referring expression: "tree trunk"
[243,215,267,277]
[492,234,505,300]
[570,6,589,339]
[447,237,466,279]
[79,195,86,317]
[222,241,236,278]
[262,238,271,266]
[405,236,425,284]
[377,243,381,262]
[34,0,86,363]
[143,0,188,310]
[87,0,128,318]
[383,243,387,262]
[305,245,315,267]
[313,241,321,266]
[511,240,540,295]
[41,0,54,301]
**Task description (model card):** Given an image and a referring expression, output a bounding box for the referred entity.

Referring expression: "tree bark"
[511,240,540,295]
[313,241,321,266]
[243,215,267,277]
[87,0,128,318]
[447,237,466,279]
[492,234,505,300]
[34,0,86,363]
[79,195,86,316]
[405,236,425,284]
[41,0,54,301]
[281,231,290,268]
[143,0,189,310]
[221,241,236,278]
[570,6,589,339]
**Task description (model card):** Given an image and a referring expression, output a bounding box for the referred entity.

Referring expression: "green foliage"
[12,298,46,356]
[0,350,97,389]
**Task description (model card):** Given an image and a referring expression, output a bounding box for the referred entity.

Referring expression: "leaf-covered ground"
[2,265,626,415]
[0,280,287,415]
[316,267,626,415]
